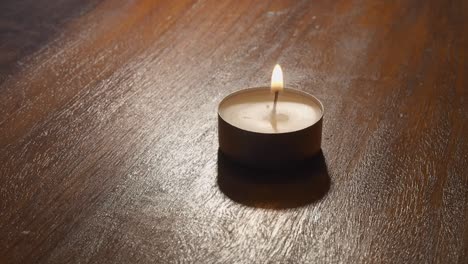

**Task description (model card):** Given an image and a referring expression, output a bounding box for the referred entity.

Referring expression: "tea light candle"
[219,89,322,134]
[218,65,324,168]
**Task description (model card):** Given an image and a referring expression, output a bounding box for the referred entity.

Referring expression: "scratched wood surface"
[1,0,467,263]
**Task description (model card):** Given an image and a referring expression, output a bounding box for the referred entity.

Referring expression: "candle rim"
[218,87,324,135]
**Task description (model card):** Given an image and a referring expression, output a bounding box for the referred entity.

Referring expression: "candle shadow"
[217,150,331,209]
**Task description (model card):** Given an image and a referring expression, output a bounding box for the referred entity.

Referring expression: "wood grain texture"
[1,0,467,263]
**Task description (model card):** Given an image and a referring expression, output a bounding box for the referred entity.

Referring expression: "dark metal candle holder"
[218,87,324,169]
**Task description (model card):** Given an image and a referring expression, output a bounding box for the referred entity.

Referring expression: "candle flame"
[271,64,284,93]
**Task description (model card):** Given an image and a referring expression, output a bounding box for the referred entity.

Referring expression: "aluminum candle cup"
[218,87,324,169]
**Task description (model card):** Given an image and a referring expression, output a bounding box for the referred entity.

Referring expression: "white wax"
[219,88,322,134]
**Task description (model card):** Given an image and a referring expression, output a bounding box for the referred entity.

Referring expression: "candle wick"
[273,91,279,111]
[270,91,279,132]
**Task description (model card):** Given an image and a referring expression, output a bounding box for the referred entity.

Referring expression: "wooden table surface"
[1,0,467,263]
